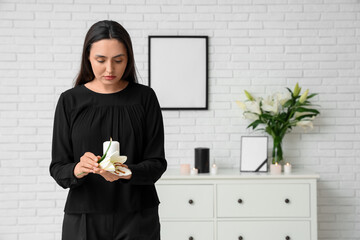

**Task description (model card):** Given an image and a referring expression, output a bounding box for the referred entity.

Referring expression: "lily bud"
[244,90,254,101]
[236,100,246,110]
[299,89,309,103]
[293,83,301,97]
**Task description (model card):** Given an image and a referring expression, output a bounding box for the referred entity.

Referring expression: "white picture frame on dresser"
[156,169,319,240]
[240,136,268,172]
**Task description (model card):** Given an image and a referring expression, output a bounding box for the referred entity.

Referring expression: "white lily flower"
[296,117,315,129]
[244,112,260,120]
[262,96,279,114]
[245,99,261,114]
[244,99,261,120]
[99,151,127,172]
[275,92,291,106]
[241,99,261,120]
[294,111,313,119]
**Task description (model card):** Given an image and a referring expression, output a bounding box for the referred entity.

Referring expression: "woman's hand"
[99,164,132,182]
[74,152,104,178]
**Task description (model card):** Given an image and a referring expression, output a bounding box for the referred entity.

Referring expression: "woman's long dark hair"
[74,20,137,86]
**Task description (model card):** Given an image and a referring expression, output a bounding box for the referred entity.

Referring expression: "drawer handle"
[285,198,290,204]
[285,236,291,240]
[188,199,194,205]
[189,237,194,240]
[237,199,243,204]
[238,236,243,240]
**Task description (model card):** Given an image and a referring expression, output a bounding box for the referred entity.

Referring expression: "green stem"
[272,135,283,164]
[98,137,112,164]
[76,137,113,177]
[76,171,85,177]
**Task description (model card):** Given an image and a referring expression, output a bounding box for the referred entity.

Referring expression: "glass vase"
[272,135,283,164]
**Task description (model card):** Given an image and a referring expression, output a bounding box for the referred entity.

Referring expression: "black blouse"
[50,82,167,214]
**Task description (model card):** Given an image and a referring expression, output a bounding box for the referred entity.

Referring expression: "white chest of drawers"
[156,169,319,240]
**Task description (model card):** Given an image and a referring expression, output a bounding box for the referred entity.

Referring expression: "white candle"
[180,164,191,175]
[103,140,120,155]
[190,168,198,175]
[210,163,218,175]
[284,162,292,174]
[270,162,282,175]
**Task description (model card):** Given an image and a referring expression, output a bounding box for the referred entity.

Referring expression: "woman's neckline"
[82,81,131,95]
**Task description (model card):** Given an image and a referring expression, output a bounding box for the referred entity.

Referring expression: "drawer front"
[217,183,310,217]
[157,184,213,218]
[218,221,311,240]
[161,221,214,240]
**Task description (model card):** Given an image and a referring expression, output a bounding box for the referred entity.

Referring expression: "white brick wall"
[0,1,359,239]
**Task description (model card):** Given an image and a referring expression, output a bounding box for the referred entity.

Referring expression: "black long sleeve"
[49,82,167,213]
[127,88,167,185]
[50,93,85,189]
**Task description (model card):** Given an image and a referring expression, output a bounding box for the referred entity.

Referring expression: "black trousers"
[62,207,160,240]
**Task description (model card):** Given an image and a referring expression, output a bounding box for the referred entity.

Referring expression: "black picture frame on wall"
[240,136,268,172]
[148,36,208,110]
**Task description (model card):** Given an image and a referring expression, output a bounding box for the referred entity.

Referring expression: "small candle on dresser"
[284,162,292,174]
[190,168,198,175]
[210,163,218,175]
[180,164,190,175]
[270,162,282,175]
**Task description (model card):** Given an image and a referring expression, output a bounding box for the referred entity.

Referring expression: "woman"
[50,20,167,240]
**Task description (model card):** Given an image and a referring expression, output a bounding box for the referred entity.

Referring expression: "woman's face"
[88,39,128,85]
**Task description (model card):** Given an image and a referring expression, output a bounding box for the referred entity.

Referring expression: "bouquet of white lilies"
[237,83,320,163]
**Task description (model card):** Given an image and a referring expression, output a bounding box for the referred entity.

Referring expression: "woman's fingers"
[82,154,100,168]
[82,161,98,172]
[100,171,122,182]
[76,153,130,181]
[74,162,90,178]
[83,152,100,164]
[75,152,101,178]
[84,152,98,159]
